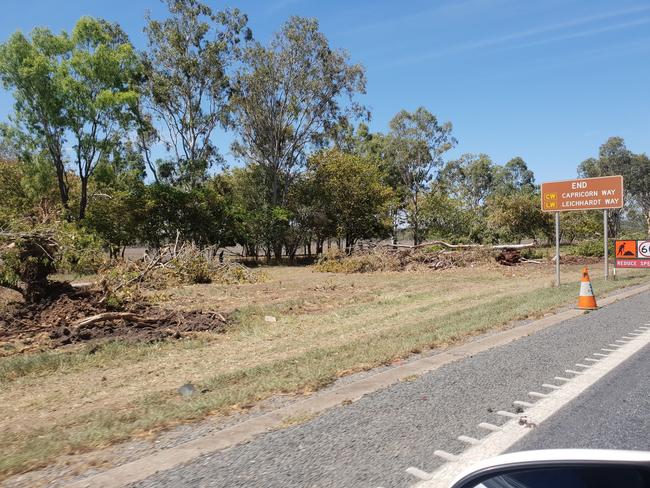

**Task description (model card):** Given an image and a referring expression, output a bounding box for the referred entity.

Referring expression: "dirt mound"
[0,289,228,354]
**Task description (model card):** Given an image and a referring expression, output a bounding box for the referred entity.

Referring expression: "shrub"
[568,240,614,257]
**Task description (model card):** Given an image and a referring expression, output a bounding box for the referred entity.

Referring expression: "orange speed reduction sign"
[541,175,623,212]
[615,240,650,269]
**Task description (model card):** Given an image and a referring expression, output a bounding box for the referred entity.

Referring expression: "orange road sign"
[615,240,637,259]
[615,240,650,269]
[540,175,623,212]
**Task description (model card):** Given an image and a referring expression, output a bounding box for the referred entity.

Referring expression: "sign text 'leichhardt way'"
[540,175,624,212]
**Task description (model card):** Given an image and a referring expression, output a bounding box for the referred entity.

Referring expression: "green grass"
[1,271,647,478]
[0,338,212,384]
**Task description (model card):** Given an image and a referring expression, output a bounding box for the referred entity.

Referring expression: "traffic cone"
[577,267,598,310]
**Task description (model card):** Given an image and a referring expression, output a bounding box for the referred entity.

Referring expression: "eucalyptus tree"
[439,153,497,210]
[142,0,251,188]
[230,16,366,208]
[629,153,650,236]
[0,17,141,219]
[386,107,456,245]
[579,138,631,237]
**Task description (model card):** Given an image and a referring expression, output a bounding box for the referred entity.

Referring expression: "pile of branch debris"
[314,241,538,273]
[0,233,236,355]
[99,242,264,299]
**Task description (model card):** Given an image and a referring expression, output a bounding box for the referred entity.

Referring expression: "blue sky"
[1,0,649,182]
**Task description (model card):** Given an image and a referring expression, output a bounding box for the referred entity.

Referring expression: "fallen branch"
[374,240,536,250]
[71,312,158,328]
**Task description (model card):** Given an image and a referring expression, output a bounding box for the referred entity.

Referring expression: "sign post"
[541,175,624,286]
[603,209,609,280]
[555,212,560,286]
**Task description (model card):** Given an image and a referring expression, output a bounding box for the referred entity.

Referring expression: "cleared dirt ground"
[1,262,648,480]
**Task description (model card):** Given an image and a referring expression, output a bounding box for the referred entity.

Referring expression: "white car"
[450,450,650,488]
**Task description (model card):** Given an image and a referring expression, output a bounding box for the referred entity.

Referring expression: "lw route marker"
[541,176,624,286]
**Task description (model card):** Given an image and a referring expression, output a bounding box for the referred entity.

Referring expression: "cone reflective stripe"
[577,267,598,310]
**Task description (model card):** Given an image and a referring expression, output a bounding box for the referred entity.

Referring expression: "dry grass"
[0,262,648,478]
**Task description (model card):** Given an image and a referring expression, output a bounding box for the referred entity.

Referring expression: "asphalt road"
[509,342,650,452]
[132,290,650,488]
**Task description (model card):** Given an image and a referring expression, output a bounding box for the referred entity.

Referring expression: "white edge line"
[406,467,433,480]
[458,435,480,445]
[414,329,650,488]
[434,450,460,462]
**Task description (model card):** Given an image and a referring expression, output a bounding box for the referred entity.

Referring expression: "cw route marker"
[541,176,624,286]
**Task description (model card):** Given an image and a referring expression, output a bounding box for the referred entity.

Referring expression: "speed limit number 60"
[639,241,650,258]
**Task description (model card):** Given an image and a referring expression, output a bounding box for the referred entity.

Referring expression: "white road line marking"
[414,329,650,488]
[615,339,630,344]
[457,435,480,445]
[554,376,571,382]
[601,348,616,352]
[621,336,635,340]
[512,400,533,408]
[541,383,560,390]
[584,358,599,363]
[478,422,501,432]
[628,332,642,336]
[608,343,622,348]
[575,363,590,368]
[495,411,517,418]
[406,467,433,480]
[565,369,583,375]
[433,450,459,462]
[528,391,547,398]
[593,353,608,357]
[639,325,650,328]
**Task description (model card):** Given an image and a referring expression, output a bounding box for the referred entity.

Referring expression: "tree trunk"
[412,191,420,246]
[54,162,70,213]
[345,235,355,254]
[78,176,89,220]
[273,243,283,261]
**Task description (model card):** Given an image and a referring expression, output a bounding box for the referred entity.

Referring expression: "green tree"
[578,137,633,237]
[0,17,138,219]
[559,211,602,243]
[137,182,239,250]
[626,153,650,237]
[143,0,251,187]
[439,153,496,209]
[231,16,366,209]
[494,157,535,194]
[308,149,393,252]
[420,188,474,241]
[486,190,552,243]
[0,17,141,219]
[386,107,456,245]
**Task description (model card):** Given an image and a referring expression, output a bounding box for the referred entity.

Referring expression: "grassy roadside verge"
[1,268,648,478]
